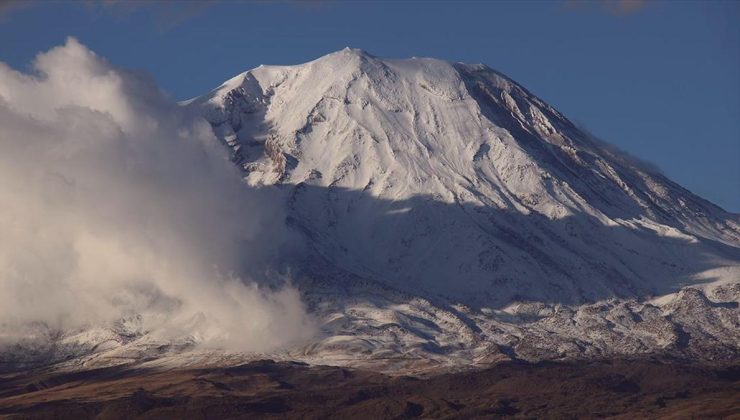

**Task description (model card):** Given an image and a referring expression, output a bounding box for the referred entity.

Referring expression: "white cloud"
[0,37,314,352]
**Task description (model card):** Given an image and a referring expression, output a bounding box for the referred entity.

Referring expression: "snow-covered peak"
[186,49,740,307]
[335,46,372,57]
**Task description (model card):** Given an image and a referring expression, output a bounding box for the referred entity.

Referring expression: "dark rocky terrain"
[1,359,737,419]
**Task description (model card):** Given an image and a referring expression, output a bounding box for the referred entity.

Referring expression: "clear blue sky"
[1,0,738,211]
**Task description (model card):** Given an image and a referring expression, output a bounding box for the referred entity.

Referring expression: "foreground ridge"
[1,359,738,419]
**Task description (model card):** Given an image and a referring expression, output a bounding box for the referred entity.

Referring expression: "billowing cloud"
[0,37,314,352]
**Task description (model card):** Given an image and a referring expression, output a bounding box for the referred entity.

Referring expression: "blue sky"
[1,0,738,211]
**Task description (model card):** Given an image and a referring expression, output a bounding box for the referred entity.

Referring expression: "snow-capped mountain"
[186,48,739,301]
[184,48,740,371]
[4,49,738,373]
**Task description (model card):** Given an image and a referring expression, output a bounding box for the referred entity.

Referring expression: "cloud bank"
[0,37,314,352]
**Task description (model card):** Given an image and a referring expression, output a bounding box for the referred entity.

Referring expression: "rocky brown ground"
[0,359,738,419]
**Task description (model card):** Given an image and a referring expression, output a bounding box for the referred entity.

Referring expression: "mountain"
[181,48,740,371]
[5,49,739,373]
